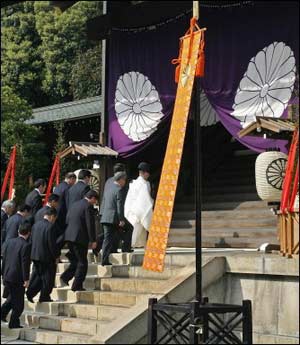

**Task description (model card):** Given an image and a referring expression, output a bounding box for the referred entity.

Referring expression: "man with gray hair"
[100,171,127,266]
[1,200,15,245]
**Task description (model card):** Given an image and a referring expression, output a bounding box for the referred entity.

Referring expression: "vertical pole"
[100,0,107,146]
[148,298,157,344]
[193,1,202,303]
[189,301,200,344]
[242,300,253,344]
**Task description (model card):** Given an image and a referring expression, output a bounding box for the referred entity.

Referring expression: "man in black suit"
[54,172,76,229]
[3,204,31,242]
[26,208,59,303]
[34,193,59,223]
[100,172,127,266]
[60,190,98,292]
[1,222,31,328]
[25,179,47,217]
[66,170,91,211]
[1,200,15,245]
[53,172,77,254]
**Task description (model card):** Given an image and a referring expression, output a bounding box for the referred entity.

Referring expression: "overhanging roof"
[27,96,101,125]
[60,141,118,158]
[238,117,297,140]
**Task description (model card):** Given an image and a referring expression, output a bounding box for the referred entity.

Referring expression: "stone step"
[76,290,153,307]
[172,208,273,220]
[47,288,151,307]
[167,236,278,248]
[24,300,127,321]
[169,227,277,239]
[202,193,260,202]
[171,217,276,229]
[20,328,92,344]
[98,278,167,294]
[27,314,109,336]
[203,185,257,194]
[204,177,255,187]
[56,264,180,280]
[61,303,128,321]
[175,200,267,211]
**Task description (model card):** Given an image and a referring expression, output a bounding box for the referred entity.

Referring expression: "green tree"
[1,86,49,203]
[34,1,102,104]
[70,43,102,100]
[1,1,46,107]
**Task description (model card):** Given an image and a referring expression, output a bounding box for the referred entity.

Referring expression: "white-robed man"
[125,162,153,248]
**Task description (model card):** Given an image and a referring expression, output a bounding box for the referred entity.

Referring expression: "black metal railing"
[148,298,253,344]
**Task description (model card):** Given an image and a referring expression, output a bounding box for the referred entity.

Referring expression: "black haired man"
[25,179,47,216]
[3,204,31,242]
[1,222,32,328]
[26,208,59,303]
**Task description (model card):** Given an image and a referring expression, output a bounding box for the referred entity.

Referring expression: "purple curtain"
[107,3,299,157]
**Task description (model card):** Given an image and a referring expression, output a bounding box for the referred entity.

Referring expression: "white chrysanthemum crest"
[115,71,164,142]
[231,41,296,127]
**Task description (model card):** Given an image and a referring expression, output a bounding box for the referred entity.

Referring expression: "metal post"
[189,301,200,344]
[242,300,253,344]
[148,298,158,344]
[193,0,202,303]
[100,0,107,146]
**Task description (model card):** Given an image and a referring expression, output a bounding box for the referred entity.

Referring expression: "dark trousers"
[1,282,25,328]
[96,227,132,255]
[60,242,88,291]
[27,261,56,301]
[101,224,118,265]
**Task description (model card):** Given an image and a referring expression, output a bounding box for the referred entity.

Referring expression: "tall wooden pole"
[193,1,203,303]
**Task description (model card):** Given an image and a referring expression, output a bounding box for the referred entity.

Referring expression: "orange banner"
[143,26,203,272]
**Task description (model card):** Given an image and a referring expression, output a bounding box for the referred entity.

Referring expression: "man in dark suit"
[66,170,91,211]
[100,172,127,266]
[26,208,59,303]
[1,222,31,328]
[34,193,59,223]
[1,200,15,245]
[3,204,31,242]
[53,172,77,254]
[60,190,98,292]
[95,163,127,256]
[54,172,76,230]
[25,179,47,217]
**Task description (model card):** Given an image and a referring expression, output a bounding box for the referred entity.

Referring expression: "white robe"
[125,176,153,248]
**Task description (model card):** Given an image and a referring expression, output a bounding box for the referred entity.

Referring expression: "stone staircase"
[1,251,225,344]
[169,150,279,248]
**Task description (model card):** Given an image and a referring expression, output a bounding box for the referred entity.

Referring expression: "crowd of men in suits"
[1,163,151,329]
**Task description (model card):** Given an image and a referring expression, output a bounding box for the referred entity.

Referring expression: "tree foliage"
[1,1,46,107]
[1,86,49,203]
[70,43,102,100]
[34,1,102,104]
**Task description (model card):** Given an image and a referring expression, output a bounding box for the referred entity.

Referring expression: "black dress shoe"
[9,325,23,329]
[60,277,69,287]
[71,287,86,292]
[26,293,34,303]
[38,298,53,303]
[101,262,112,266]
[1,316,8,323]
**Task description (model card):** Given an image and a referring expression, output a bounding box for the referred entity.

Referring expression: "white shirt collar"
[35,188,42,195]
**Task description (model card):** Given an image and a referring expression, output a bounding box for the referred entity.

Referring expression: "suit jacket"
[54,181,69,230]
[34,205,50,223]
[64,199,96,247]
[100,182,125,225]
[66,181,90,211]
[25,189,43,216]
[30,219,59,263]
[1,210,9,245]
[4,213,24,241]
[1,236,31,285]
[1,209,8,229]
